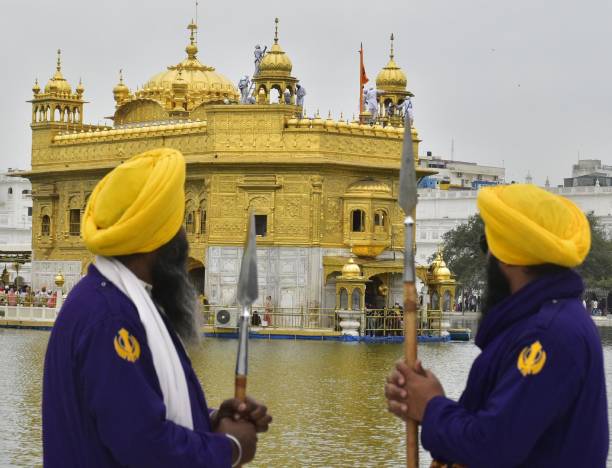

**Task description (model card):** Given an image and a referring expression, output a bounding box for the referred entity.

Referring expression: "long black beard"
[151,230,199,344]
[481,255,512,322]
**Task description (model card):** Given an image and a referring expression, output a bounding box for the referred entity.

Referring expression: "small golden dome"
[76,78,85,96]
[312,110,324,127]
[54,271,65,287]
[113,69,129,96]
[431,250,451,280]
[45,50,72,94]
[342,257,362,279]
[346,177,392,196]
[32,79,40,95]
[258,18,293,76]
[376,34,408,91]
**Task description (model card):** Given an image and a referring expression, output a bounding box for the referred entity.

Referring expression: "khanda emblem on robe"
[517,340,547,376]
[114,328,141,363]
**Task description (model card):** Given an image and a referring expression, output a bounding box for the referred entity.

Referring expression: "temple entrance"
[187,257,205,295]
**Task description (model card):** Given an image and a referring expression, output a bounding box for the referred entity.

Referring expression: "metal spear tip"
[237,210,258,307]
[398,115,418,216]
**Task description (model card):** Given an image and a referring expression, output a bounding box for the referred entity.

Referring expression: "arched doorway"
[187,257,205,295]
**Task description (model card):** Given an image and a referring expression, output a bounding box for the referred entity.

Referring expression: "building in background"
[416,182,612,264]
[25,20,433,311]
[418,152,505,190]
[0,171,32,286]
[564,159,612,188]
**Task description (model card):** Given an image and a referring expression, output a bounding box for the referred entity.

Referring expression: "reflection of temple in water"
[26,17,454,311]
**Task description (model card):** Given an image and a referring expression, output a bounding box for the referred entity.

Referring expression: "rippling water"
[0,325,610,467]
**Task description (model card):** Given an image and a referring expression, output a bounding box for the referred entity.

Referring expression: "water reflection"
[0,325,610,467]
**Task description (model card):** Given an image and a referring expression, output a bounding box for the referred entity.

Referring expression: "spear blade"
[398,116,418,216]
[237,211,258,307]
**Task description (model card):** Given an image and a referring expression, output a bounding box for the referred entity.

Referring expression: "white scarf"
[95,255,193,430]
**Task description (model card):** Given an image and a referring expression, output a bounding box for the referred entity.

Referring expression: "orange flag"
[359,43,369,113]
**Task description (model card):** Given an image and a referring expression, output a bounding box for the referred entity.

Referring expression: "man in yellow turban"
[385,184,608,467]
[42,148,272,468]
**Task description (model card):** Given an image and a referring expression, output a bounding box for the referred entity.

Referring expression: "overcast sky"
[1,0,610,185]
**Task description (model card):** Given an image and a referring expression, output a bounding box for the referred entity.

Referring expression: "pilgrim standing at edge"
[385,184,608,467]
[43,148,272,467]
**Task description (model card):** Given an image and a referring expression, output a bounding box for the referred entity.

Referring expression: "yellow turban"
[477,184,590,267]
[82,148,185,256]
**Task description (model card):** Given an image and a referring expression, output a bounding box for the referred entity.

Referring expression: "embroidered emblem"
[114,328,141,363]
[517,340,546,376]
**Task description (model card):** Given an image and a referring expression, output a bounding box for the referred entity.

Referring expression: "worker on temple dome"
[385,184,608,467]
[42,148,272,468]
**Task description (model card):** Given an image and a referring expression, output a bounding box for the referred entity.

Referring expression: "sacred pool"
[1,324,612,467]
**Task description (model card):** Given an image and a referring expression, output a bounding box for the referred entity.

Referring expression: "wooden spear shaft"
[403,215,419,468]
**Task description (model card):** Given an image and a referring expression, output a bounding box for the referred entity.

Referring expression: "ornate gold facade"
[27,20,432,308]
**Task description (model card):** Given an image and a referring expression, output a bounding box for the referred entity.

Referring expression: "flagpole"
[359,43,364,114]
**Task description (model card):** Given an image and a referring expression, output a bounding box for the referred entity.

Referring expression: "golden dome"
[346,177,392,196]
[431,250,451,281]
[141,22,239,104]
[54,271,65,287]
[113,70,129,95]
[342,257,362,279]
[258,18,293,76]
[376,34,408,91]
[76,78,85,96]
[32,79,40,95]
[45,49,72,94]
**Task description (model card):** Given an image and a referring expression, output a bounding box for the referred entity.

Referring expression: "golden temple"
[26,19,450,311]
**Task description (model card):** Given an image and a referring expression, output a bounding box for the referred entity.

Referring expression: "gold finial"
[56,49,62,72]
[119,68,124,84]
[188,19,198,45]
[274,17,279,44]
[328,110,332,118]
[390,33,395,60]
[340,112,344,120]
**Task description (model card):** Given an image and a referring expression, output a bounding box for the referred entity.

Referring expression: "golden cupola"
[139,21,239,107]
[253,18,298,105]
[30,49,85,127]
[341,257,362,279]
[113,69,130,105]
[44,49,73,95]
[376,34,408,92]
[431,250,452,281]
[258,18,293,76]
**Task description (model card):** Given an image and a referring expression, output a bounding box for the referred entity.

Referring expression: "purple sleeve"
[421,337,581,467]
[78,317,233,468]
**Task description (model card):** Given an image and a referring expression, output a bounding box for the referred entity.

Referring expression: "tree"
[435,215,487,294]
[577,213,612,290]
[437,212,612,292]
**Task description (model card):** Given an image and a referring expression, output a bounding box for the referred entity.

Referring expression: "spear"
[398,114,419,467]
[235,211,258,402]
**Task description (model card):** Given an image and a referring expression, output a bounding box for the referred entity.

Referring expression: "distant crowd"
[0,286,59,307]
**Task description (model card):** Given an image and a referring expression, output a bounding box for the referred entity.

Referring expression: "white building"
[416,185,612,265]
[418,152,505,190]
[0,171,33,285]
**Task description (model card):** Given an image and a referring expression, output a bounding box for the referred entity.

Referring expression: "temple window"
[41,215,51,236]
[340,288,348,309]
[69,209,81,236]
[7,188,12,195]
[185,212,195,234]
[374,210,387,228]
[351,289,362,310]
[200,209,207,234]
[351,209,365,232]
[255,215,267,237]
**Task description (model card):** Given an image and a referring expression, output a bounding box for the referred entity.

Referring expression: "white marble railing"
[0,305,59,322]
